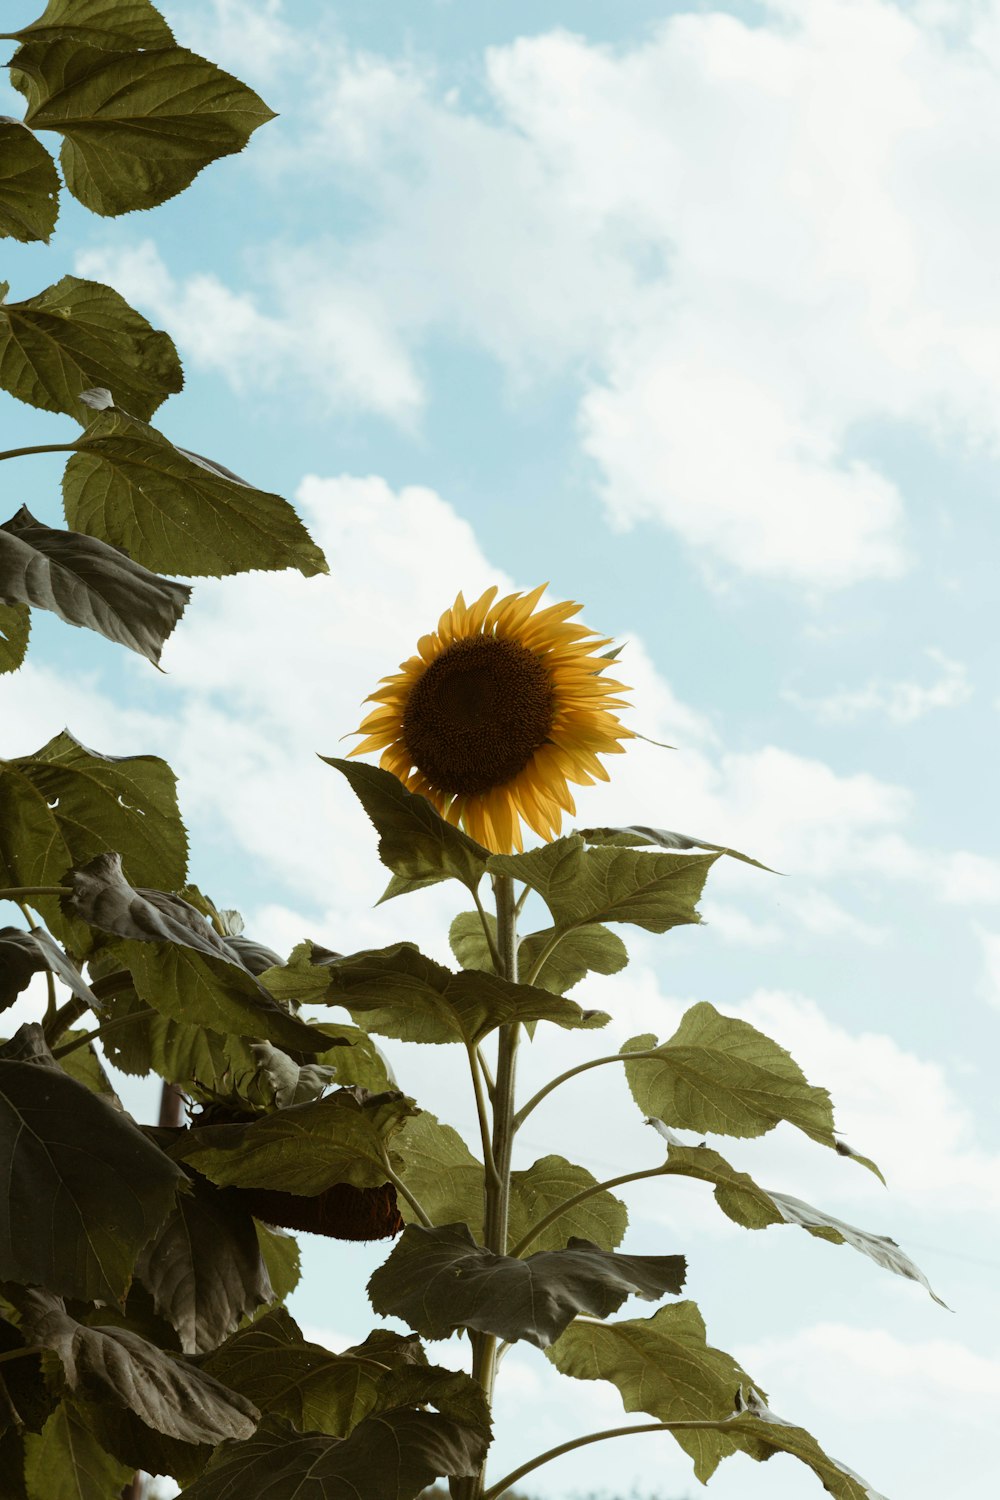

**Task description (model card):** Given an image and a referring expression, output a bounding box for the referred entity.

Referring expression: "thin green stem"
[513,883,531,918]
[43,994,90,1047]
[511,1046,663,1133]
[509,1164,668,1258]
[0,443,80,463]
[482,1418,734,1499]
[467,1044,501,1188]
[380,1157,433,1229]
[0,885,71,901]
[51,1010,142,1059]
[521,926,567,988]
[0,1346,44,1367]
[472,886,502,972]
[15,902,59,1024]
[476,1044,496,1100]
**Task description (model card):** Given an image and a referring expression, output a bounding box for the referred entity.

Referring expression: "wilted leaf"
[324,759,490,897]
[23,1401,132,1500]
[0,120,58,242]
[489,835,718,935]
[622,1003,836,1148]
[182,1410,485,1500]
[61,853,331,1052]
[172,1087,417,1194]
[12,0,175,50]
[0,922,102,1012]
[246,1040,338,1108]
[0,601,30,673]
[12,729,188,888]
[17,41,274,216]
[136,1171,274,1354]
[295,941,609,1044]
[16,1287,259,1445]
[0,275,182,419]
[0,1033,185,1300]
[547,1301,758,1482]
[62,403,325,577]
[0,506,190,663]
[369,1223,685,1349]
[0,926,49,1010]
[579,824,774,872]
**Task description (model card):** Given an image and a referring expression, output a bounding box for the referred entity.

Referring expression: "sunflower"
[350,584,632,853]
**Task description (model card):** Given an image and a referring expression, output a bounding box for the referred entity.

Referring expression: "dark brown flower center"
[402,635,555,795]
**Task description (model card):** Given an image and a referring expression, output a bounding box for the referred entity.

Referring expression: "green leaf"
[622,1003,837,1148]
[53,1030,118,1099]
[449,911,628,995]
[23,1402,132,1500]
[181,1410,486,1500]
[547,1301,759,1482]
[0,120,58,243]
[726,1390,888,1500]
[11,729,188,888]
[244,1040,338,1109]
[12,0,175,50]
[0,1031,185,1301]
[448,910,495,972]
[60,853,332,1052]
[393,1110,484,1232]
[0,765,85,951]
[314,1023,398,1094]
[0,923,100,1012]
[135,1171,275,1354]
[62,403,327,578]
[0,601,30,673]
[256,1223,300,1305]
[292,941,610,1045]
[0,927,50,1010]
[18,41,275,217]
[172,1087,417,1194]
[0,274,182,420]
[489,835,718,934]
[324,759,490,897]
[508,1155,628,1254]
[0,506,190,664]
[15,1286,259,1445]
[368,1223,685,1349]
[71,1397,211,1490]
[579,824,775,873]
[99,983,263,1089]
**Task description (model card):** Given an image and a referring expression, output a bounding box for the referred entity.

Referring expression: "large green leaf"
[12,0,175,50]
[0,765,85,951]
[62,403,327,578]
[16,41,275,216]
[579,823,774,872]
[15,1287,259,1445]
[23,1402,132,1500]
[324,759,490,898]
[182,1410,486,1500]
[0,275,182,419]
[0,122,58,243]
[12,729,187,888]
[0,601,30,673]
[172,1087,417,1194]
[508,1155,628,1254]
[60,853,331,1052]
[489,835,718,934]
[0,505,190,664]
[283,941,609,1045]
[0,1032,184,1300]
[99,984,262,1090]
[622,1003,836,1148]
[725,1391,888,1500]
[135,1171,274,1354]
[393,1111,484,1232]
[369,1223,685,1349]
[547,1302,758,1482]
[449,910,628,995]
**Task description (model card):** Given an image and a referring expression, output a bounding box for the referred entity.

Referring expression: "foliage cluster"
[0,4,937,1498]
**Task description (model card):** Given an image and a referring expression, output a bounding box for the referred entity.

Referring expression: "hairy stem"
[511,1045,663,1133]
[0,443,80,463]
[483,1418,734,1498]
[508,1164,669,1258]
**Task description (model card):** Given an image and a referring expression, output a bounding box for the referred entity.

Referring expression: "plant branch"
[380,1156,433,1229]
[521,926,568,988]
[0,885,72,901]
[0,1346,44,1367]
[467,1043,501,1188]
[51,1010,144,1059]
[483,1418,734,1499]
[0,443,80,463]
[472,886,502,972]
[42,994,90,1046]
[509,1163,669,1258]
[513,883,531,918]
[476,1044,496,1101]
[511,1045,663,1133]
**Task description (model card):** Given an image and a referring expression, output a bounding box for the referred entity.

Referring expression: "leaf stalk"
[482,1418,734,1498]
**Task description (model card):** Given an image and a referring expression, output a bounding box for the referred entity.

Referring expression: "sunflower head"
[350,584,632,853]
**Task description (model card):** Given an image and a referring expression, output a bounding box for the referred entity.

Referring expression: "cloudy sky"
[3,1,1000,1496]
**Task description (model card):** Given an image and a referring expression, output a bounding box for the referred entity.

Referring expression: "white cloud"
[784,647,973,724]
[973,926,1000,1010]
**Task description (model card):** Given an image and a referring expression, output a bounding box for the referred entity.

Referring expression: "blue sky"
[3,1,1000,1496]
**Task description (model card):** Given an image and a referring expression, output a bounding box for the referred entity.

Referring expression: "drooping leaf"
[726,1389,888,1500]
[547,1301,759,1482]
[12,729,188,889]
[324,759,490,897]
[171,1087,417,1194]
[579,824,774,873]
[62,402,325,577]
[489,835,718,935]
[17,41,275,216]
[11,0,175,50]
[0,506,190,664]
[98,983,262,1090]
[508,1156,628,1254]
[15,1287,259,1445]
[622,1003,836,1149]
[449,911,629,995]
[0,275,182,419]
[288,941,609,1045]
[0,601,30,673]
[368,1223,685,1349]
[0,121,58,243]
[181,1410,486,1500]
[0,1031,185,1300]
[0,922,101,1011]
[245,1040,338,1109]
[135,1170,274,1355]
[71,1397,211,1490]
[60,853,331,1052]
[23,1401,132,1500]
